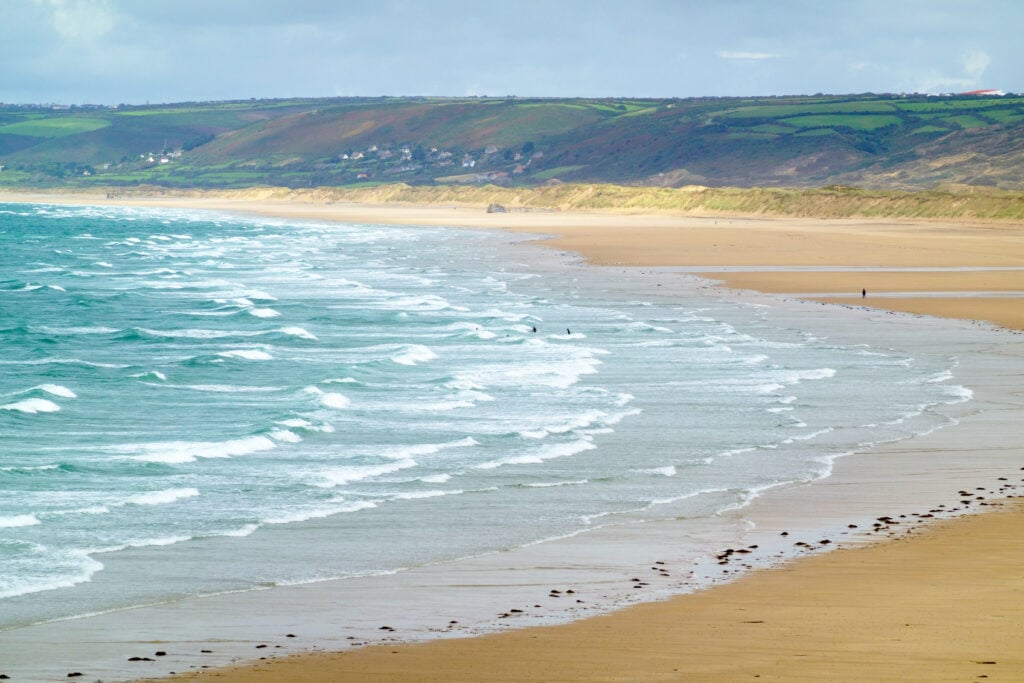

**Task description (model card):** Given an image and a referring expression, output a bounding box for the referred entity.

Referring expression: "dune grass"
[92,182,1024,222]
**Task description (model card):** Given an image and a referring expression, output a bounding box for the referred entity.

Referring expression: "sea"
[0,202,975,677]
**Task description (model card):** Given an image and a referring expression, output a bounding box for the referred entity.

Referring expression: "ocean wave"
[1,398,61,414]
[0,463,61,473]
[624,321,675,334]
[942,385,973,403]
[269,428,303,443]
[476,438,596,470]
[446,322,499,340]
[279,326,318,340]
[924,369,955,383]
[314,460,417,487]
[181,384,283,393]
[460,355,602,389]
[131,370,168,381]
[781,427,835,445]
[380,437,479,460]
[0,514,42,528]
[539,409,610,435]
[0,357,128,369]
[381,294,455,312]
[114,435,277,464]
[249,307,281,318]
[303,385,351,409]
[218,349,274,361]
[0,547,104,600]
[639,466,678,477]
[520,479,590,488]
[277,417,336,433]
[263,500,379,525]
[390,489,463,501]
[36,384,77,398]
[36,325,121,336]
[136,327,261,340]
[125,487,200,506]
[391,344,438,365]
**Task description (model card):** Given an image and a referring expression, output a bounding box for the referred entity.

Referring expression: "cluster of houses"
[338,142,544,182]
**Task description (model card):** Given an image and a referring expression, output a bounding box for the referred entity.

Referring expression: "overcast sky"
[1,0,1019,105]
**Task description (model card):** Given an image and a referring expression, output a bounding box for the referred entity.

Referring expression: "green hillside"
[1,94,1023,191]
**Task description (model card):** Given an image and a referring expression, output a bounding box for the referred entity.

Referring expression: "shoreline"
[1,192,1022,681]
[3,188,1023,330]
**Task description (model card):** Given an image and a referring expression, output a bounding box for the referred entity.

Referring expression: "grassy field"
[0,117,111,138]
[2,94,1024,191]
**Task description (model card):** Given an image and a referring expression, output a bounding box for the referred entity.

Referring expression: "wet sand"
[0,191,1022,682]
[148,501,1024,682]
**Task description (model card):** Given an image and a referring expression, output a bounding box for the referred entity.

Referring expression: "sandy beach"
[1,190,1023,682]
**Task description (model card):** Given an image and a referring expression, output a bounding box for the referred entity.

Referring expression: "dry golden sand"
[3,191,1024,681]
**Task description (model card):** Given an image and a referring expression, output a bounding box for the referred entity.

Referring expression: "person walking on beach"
[862,288,867,298]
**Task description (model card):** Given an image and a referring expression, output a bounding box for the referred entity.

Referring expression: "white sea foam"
[383,294,454,311]
[419,473,452,484]
[448,322,498,340]
[37,384,76,398]
[264,500,379,525]
[280,326,318,340]
[541,410,608,434]
[0,550,104,600]
[315,460,417,487]
[381,437,479,460]
[781,427,835,445]
[38,325,121,335]
[0,463,60,473]
[476,438,596,470]
[277,418,335,433]
[626,321,675,334]
[925,369,955,383]
[641,466,678,477]
[465,355,602,389]
[132,370,167,381]
[0,514,42,528]
[269,429,303,443]
[140,327,258,339]
[1,398,61,414]
[303,385,352,409]
[391,489,462,501]
[218,349,274,361]
[391,344,438,365]
[118,436,277,464]
[524,479,589,488]
[943,385,973,402]
[249,307,281,318]
[126,488,200,506]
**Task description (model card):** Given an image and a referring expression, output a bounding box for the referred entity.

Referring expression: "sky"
[1,0,1020,105]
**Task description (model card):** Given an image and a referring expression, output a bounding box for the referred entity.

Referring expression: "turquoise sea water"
[0,203,968,629]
